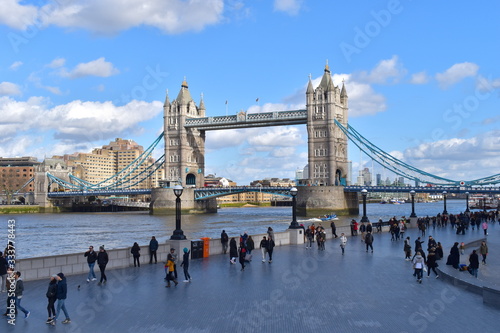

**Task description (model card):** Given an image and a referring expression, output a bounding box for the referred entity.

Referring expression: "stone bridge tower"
[163,79,206,188]
[306,63,349,186]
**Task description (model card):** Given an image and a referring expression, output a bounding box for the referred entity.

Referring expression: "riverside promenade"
[1,223,499,332]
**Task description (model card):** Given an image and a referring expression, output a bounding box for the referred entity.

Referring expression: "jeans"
[366,243,373,252]
[222,242,228,254]
[55,299,69,320]
[414,268,423,280]
[261,248,267,261]
[183,266,191,280]
[470,268,478,278]
[88,262,96,280]
[149,250,157,263]
[15,297,29,315]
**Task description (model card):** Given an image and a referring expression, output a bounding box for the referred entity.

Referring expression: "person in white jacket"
[339,233,347,255]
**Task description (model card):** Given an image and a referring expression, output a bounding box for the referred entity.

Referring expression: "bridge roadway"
[2,223,498,332]
[46,185,500,200]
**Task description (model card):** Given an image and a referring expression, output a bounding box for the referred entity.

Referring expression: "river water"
[2,200,471,259]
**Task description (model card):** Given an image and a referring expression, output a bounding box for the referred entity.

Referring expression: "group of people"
[164,247,191,287]
[84,245,109,285]
[305,224,327,250]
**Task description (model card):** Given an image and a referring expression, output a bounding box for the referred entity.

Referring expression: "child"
[165,258,178,288]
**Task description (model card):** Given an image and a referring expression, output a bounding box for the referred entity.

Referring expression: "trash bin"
[200,237,211,258]
[191,240,204,259]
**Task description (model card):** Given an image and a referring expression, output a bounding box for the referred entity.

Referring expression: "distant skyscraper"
[376,173,382,186]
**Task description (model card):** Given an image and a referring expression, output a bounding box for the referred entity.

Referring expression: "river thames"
[2,200,471,259]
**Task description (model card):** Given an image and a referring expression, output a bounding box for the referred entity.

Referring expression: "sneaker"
[87,279,90,283]
[174,281,178,286]
[92,278,97,281]
[183,280,189,283]
[46,318,52,324]
[166,284,171,288]
[62,319,71,324]
[25,311,30,319]
[268,260,272,263]
[262,260,266,263]
[436,275,439,279]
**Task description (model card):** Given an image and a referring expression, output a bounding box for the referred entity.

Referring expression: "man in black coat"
[84,246,97,282]
[51,273,70,325]
[149,236,159,264]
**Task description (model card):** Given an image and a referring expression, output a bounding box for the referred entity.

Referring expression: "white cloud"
[410,71,430,84]
[248,127,303,146]
[0,82,21,96]
[9,61,23,71]
[38,0,224,34]
[0,96,162,143]
[354,55,407,84]
[60,57,119,79]
[274,0,304,15]
[435,62,479,89]
[0,0,37,30]
[476,75,500,92]
[47,57,66,69]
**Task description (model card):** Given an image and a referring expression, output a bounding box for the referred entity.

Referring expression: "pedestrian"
[168,248,178,279]
[0,251,7,292]
[359,222,366,241]
[446,242,460,269]
[331,220,338,238]
[435,242,444,260]
[3,268,15,317]
[469,250,479,278]
[365,232,374,253]
[45,275,57,324]
[267,231,275,263]
[246,235,255,255]
[229,238,238,264]
[260,236,268,263]
[97,245,109,285]
[426,248,439,278]
[149,236,159,264]
[480,241,488,264]
[180,248,191,282]
[165,256,178,287]
[238,245,247,271]
[221,230,229,254]
[131,242,141,267]
[51,272,70,324]
[84,246,97,283]
[413,251,425,284]
[267,227,275,244]
[14,271,30,319]
[482,221,488,236]
[404,237,412,261]
[305,227,314,249]
[339,233,347,255]
[377,219,383,233]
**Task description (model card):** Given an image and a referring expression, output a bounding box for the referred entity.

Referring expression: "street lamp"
[465,192,470,213]
[170,185,186,240]
[410,190,417,218]
[360,189,369,222]
[289,187,299,229]
[442,191,448,215]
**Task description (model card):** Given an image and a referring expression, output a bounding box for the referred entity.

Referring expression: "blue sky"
[1,0,500,185]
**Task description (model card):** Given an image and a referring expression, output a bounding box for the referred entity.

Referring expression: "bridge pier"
[296,186,359,217]
[150,187,218,214]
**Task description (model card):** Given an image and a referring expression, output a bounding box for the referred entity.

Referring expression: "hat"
[100,245,105,250]
[183,248,188,253]
[51,274,58,278]
[57,273,65,279]
[170,248,175,251]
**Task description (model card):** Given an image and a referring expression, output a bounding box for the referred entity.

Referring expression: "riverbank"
[0,205,41,214]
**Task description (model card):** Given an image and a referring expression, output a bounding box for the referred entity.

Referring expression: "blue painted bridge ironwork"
[344,185,500,194]
[194,186,294,200]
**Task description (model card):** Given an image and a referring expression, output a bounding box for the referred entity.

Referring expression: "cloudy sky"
[1,0,500,185]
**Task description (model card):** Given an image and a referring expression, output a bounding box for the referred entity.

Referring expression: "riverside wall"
[14,222,395,282]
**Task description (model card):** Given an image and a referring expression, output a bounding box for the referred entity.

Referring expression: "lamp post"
[170,185,186,240]
[410,190,417,218]
[360,189,369,222]
[289,187,299,229]
[465,192,470,213]
[442,191,448,215]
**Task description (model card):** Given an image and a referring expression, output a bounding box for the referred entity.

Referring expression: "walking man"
[469,250,479,278]
[14,271,30,319]
[339,233,347,255]
[149,236,159,264]
[51,273,70,325]
[365,232,374,253]
[330,221,338,238]
[97,245,109,285]
[84,246,97,282]
[180,248,191,282]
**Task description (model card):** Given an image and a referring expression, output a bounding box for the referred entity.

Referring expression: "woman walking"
[480,241,488,264]
[260,236,269,262]
[131,242,141,267]
[339,233,347,255]
[229,238,238,264]
[413,251,425,284]
[97,245,109,285]
[46,275,57,324]
[404,237,412,261]
[426,249,439,278]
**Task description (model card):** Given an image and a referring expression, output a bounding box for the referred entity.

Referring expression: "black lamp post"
[442,191,448,215]
[465,191,470,213]
[289,187,299,229]
[170,185,186,240]
[360,189,369,222]
[410,190,417,218]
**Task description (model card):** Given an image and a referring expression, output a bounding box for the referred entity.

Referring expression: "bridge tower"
[163,79,206,188]
[306,63,349,186]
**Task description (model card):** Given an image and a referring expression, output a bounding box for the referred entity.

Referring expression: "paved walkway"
[2,222,499,333]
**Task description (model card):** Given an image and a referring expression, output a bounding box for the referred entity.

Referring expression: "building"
[0,156,40,203]
[56,138,164,190]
